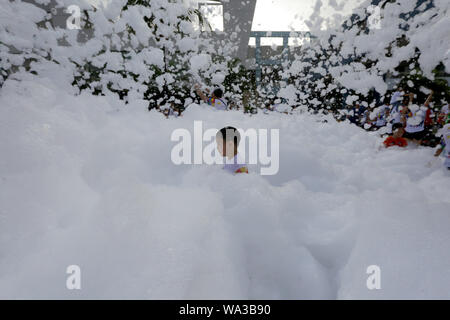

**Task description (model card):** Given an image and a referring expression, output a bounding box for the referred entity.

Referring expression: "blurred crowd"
[149,84,450,170]
[338,87,450,169]
[339,88,449,145]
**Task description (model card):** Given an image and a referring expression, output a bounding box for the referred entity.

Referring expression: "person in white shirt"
[442,103,449,115]
[402,91,433,144]
[390,87,404,112]
[389,104,403,125]
[438,102,449,125]
[375,101,390,128]
[434,123,450,170]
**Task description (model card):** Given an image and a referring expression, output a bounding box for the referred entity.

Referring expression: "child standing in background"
[434,124,450,170]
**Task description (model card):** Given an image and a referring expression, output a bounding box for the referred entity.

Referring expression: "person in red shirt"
[424,107,433,126]
[384,123,408,148]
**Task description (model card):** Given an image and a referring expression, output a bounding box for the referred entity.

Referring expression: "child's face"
[216,137,235,158]
[393,128,404,138]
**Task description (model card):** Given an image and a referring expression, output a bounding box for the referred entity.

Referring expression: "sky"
[196,0,366,31]
[196,0,366,45]
[92,0,366,33]
[251,0,365,31]
[91,0,367,45]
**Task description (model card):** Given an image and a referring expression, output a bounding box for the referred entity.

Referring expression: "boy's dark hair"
[392,123,403,131]
[216,126,240,147]
[213,88,223,99]
[402,95,410,105]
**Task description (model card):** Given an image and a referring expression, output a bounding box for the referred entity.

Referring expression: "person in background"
[388,97,404,128]
[434,123,450,170]
[356,102,367,127]
[390,86,404,113]
[383,123,408,148]
[437,102,449,126]
[195,84,228,110]
[402,91,433,144]
[363,105,377,131]
[421,99,437,147]
[347,103,358,124]
[375,99,391,130]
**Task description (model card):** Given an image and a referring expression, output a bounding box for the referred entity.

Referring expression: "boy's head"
[212,88,223,99]
[216,126,240,158]
[392,123,404,138]
[402,94,411,106]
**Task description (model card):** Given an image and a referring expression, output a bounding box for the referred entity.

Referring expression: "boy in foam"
[216,127,248,174]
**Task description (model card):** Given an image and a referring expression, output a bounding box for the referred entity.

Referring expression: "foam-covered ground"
[1,74,450,299]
